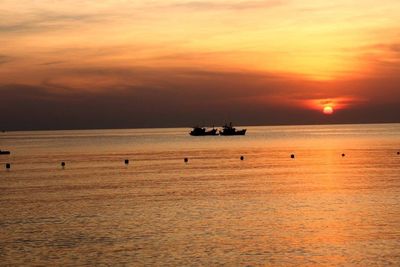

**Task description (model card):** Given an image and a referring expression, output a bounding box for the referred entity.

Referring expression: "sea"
[1,124,400,266]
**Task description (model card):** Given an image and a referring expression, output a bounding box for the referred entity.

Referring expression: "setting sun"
[323,106,334,115]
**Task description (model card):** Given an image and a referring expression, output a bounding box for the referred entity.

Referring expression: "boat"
[189,127,218,136]
[219,123,246,136]
[0,150,11,155]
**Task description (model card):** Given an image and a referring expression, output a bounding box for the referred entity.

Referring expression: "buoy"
[5,163,10,170]
[184,157,188,163]
[124,159,129,165]
[61,162,65,168]
[342,153,345,157]
[397,152,400,155]
[240,156,244,161]
[291,154,295,159]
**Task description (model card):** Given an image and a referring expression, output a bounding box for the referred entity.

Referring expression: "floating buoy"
[291,154,295,159]
[124,159,129,165]
[397,152,400,155]
[5,163,10,170]
[184,158,188,163]
[240,156,244,161]
[61,162,65,168]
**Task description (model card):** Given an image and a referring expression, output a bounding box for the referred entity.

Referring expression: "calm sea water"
[1,124,400,266]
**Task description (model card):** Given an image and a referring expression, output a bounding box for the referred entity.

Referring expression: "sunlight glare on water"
[1,124,400,265]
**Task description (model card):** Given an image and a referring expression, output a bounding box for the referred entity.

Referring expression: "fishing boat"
[189,127,218,136]
[219,123,246,136]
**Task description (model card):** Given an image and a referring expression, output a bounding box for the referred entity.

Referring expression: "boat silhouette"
[189,127,218,136]
[0,150,11,155]
[219,123,246,136]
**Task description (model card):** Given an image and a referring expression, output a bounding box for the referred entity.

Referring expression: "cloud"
[1,66,399,130]
[361,43,400,53]
[169,0,287,11]
[37,61,67,66]
[0,10,105,34]
[0,55,13,64]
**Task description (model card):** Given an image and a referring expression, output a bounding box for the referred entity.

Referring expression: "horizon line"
[2,121,399,133]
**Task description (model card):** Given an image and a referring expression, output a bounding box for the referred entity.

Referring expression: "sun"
[307,98,350,115]
[323,106,334,115]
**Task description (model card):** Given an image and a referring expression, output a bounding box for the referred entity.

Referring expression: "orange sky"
[1,0,400,129]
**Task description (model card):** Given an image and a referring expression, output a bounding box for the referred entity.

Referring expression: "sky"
[1,0,400,130]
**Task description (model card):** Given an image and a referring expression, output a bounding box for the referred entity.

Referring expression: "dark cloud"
[1,66,399,131]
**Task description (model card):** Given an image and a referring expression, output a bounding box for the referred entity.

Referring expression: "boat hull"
[189,129,218,136]
[219,129,246,136]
